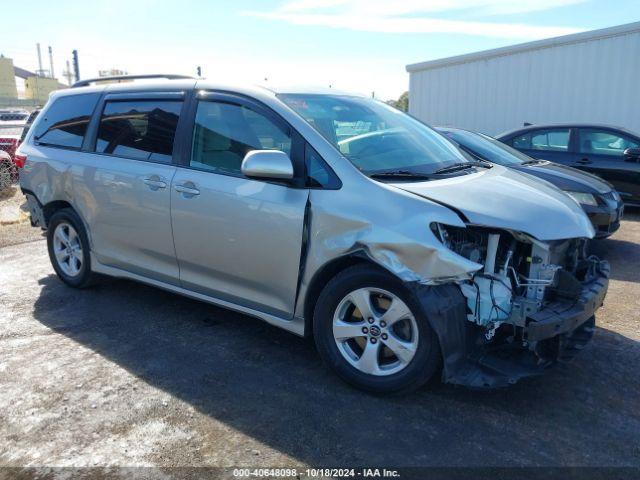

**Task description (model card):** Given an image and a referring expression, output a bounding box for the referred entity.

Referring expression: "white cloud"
[245,0,586,39]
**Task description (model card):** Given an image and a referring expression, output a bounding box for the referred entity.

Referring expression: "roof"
[496,123,640,140]
[13,66,35,79]
[52,77,364,98]
[406,21,640,73]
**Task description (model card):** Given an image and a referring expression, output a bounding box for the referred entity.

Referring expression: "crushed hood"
[392,166,595,241]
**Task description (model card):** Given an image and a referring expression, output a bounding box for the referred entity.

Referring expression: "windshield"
[442,129,535,166]
[279,94,469,174]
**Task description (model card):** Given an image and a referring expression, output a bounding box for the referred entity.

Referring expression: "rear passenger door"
[85,92,185,285]
[509,128,574,165]
[170,92,308,318]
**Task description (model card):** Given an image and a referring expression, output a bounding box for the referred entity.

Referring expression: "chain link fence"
[0,100,41,194]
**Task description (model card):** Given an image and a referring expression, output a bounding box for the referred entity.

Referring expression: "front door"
[574,128,640,204]
[171,95,308,317]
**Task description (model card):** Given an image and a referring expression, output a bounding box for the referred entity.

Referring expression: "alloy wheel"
[52,222,83,277]
[332,287,419,376]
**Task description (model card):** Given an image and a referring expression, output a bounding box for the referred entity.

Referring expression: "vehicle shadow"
[32,274,640,467]
[590,238,640,283]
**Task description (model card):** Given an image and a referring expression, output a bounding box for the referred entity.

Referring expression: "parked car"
[497,124,640,206]
[19,109,41,145]
[438,127,624,238]
[0,123,25,182]
[17,75,609,393]
[0,150,14,192]
[0,109,29,123]
[0,123,25,160]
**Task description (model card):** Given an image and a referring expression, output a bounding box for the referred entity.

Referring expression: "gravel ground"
[0,186,43,248]
[0,205,639,474]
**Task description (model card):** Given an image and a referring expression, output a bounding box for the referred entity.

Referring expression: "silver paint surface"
[19,80,597,336]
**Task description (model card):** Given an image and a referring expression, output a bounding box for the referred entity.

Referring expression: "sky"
[2,0,639,100]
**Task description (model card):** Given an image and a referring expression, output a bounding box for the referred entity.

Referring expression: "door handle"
[576,158,592,165]
[143,177,167,189]
[174,183,200,196]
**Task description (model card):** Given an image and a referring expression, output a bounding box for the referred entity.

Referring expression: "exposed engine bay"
[431,223,604,342]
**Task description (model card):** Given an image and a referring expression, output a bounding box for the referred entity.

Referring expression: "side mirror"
[623,147,640,162]
[241,150,294,180]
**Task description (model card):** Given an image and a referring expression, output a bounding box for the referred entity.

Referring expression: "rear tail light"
[14,154,27,168]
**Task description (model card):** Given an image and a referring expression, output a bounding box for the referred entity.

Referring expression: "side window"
[579,129,639,157]
[190,101,291,175]
[306,144,340,189]
[32,93,100,149]
[95,100,182,163]
[511,134,531,149]
[530,129,570,152]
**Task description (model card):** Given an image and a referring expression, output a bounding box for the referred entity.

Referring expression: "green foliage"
[386,91,409,112]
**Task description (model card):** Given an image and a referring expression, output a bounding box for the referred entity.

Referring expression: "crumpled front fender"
[295,185,483,321]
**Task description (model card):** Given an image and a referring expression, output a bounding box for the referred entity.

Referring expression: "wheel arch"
[22,191,94,248]
[302,253,400,337]
[42,200,75,227]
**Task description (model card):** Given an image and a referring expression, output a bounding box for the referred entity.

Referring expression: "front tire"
[313,264,441,394]
[47,208,95,288]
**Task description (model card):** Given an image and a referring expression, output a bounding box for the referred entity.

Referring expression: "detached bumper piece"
[415,260,610,389]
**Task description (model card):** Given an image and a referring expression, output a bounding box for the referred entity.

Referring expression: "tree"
[386,91,409,112]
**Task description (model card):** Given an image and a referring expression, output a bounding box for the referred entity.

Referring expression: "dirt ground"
[0,196,639,474]
[0,186,43,248]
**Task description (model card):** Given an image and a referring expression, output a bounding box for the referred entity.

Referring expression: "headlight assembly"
[564,191,598,207]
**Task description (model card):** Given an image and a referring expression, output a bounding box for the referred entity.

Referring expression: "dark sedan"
[438,127,624,238]
[496,124,640,206]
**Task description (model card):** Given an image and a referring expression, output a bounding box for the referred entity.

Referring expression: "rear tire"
[47,208,96,288]
[313,264,441,394]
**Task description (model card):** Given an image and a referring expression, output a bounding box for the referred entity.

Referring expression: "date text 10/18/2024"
[233,468,401,478]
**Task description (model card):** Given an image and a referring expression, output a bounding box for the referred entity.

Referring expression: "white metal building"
[406,22,640,136]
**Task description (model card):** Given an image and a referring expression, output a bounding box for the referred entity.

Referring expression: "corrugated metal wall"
[408,28,640,136]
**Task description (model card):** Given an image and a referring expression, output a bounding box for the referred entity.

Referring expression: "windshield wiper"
[521,159,546,166]
[432,161,491,175]
[369,170,434,180]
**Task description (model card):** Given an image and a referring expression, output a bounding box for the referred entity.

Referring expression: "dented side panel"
[294,186,484,320]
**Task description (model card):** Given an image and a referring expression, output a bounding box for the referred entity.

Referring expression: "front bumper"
[415,260,610,389]
[585,201,623,238]
[526,261,609,341]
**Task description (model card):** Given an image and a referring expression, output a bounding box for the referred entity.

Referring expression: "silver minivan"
[18,75,609,393]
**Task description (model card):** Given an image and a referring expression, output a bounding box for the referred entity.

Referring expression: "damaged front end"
[420,224,609,388]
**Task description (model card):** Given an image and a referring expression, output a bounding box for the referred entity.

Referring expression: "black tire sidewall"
[47,209,93,288]
[313,265,441,394]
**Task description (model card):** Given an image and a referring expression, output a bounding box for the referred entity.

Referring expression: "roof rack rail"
[72,74,196,88]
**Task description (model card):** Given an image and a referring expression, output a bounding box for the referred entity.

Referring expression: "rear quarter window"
[32,93,100,149]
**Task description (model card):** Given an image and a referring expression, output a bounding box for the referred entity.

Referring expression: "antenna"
[48,46,55,79]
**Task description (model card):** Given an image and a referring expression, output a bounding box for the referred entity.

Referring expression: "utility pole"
[48,46,55,79]
[72,50,80,82]
[62,60,74,86]
[36,43,44,76]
